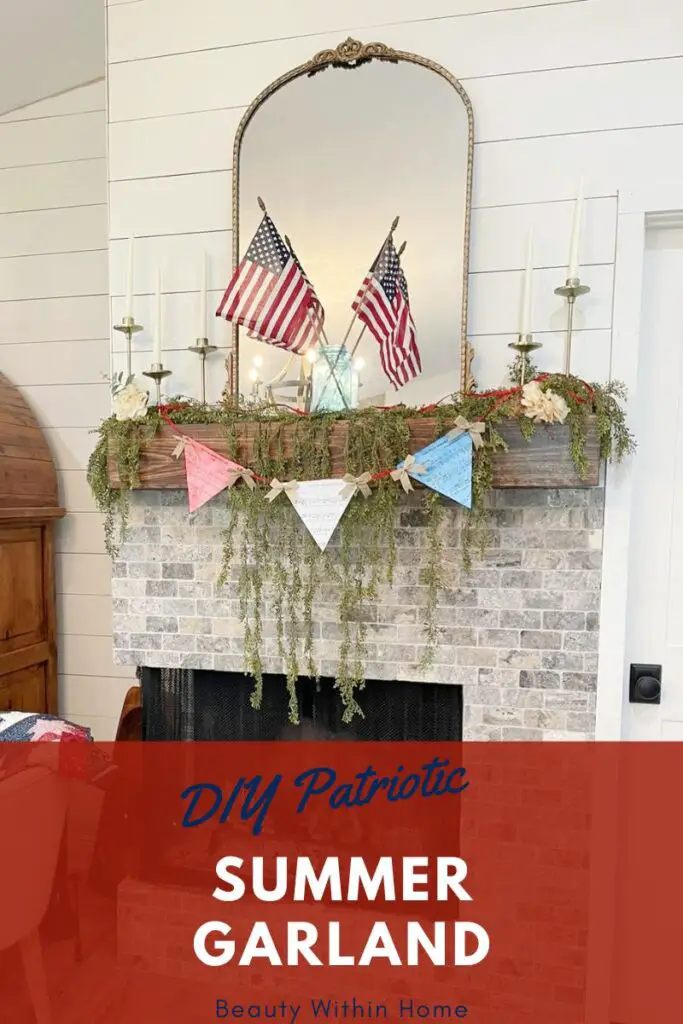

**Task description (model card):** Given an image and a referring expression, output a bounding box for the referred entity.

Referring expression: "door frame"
[585,184,683,1024]
[595,182,683,742]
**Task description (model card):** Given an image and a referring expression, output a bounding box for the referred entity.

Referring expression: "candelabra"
[508,333,542,387]
[113,316,143,379]
[187,337,217,405]
[143,363,172,406]
[554,277,591,375]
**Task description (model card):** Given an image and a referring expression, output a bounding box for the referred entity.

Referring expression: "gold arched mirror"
[226,38,474,409]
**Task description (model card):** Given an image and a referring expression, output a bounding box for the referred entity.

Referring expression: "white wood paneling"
[59,674,133,718]
[0,158,107,213]
[0,250,107,301]
[470,57,683,143]
[471,330,612,389]
[474,125,683,208]
[0,340,108,385]
[470,198,616,273]
[108,4,683,120]
[112,347,228,405]
[0,80,106,122]
[469,264,613,336]
[108,57,683,158]
[45,427,106,470]
[20,382,110,429]
[60,634,131,678]
[107,0,679,70]
[0,204,108,258]
[109,108,242,180]
[58,595,113,637]
[57,471,99,512]
[0,294,109,343]
[56,552,113,596]
[108,0,585,64]
[109,172,230,238]
[0,112,106,168]
[109,229,231,294]
[55,513,107,556]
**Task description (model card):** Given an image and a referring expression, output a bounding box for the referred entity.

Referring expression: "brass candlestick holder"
[187,338,217,405]
[508,333,542,387]
[143,363,172,406]
[554,277,591,375]
[113,316,143,379]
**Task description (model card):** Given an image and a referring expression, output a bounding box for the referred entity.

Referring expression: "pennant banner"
[184,439,245,513]
[401,432,473,508]
[286,479,354,551]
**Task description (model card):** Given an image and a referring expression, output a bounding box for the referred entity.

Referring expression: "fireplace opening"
[139,667,463,742]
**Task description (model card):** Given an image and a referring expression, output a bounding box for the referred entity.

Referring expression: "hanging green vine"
[88,377,635,721]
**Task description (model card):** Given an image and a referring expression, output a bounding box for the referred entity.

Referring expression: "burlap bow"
[446,416,486,450]
[228,467,256,490]
[172,436,188,459]
[390,454,426,494]
[267,478,298,502]
[341,472,373,499]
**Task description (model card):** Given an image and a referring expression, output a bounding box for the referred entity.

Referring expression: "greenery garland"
[88,375,634,721]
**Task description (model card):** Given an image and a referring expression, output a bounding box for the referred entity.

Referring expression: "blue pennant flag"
[402,432,473,508]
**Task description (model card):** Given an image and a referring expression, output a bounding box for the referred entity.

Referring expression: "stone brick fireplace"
[111,487,603,740]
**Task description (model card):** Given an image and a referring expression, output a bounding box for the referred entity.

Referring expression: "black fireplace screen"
[139,668,463,742]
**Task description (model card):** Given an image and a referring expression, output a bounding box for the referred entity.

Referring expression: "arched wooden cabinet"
[0,372,65,714]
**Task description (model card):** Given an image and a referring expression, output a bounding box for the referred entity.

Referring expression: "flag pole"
[283,231,350,411]
[340,216,399,351]
[310,217,399,414]
[346,240,407,365]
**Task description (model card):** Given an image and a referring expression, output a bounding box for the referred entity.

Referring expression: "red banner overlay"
[0,742,681,1023]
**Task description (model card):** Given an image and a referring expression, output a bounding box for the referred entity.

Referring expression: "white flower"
[112,379,149,421]
[521,381,570,425]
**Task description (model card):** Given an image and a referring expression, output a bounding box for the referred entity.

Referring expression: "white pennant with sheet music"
[285,479,355,551]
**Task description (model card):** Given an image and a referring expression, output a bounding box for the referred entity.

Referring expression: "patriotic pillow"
[0,711,91,743]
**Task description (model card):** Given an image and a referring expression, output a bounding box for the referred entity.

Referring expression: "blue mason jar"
[310,347,359,412]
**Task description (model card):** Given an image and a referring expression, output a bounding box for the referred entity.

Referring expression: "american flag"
[216,214,324,354]
[352,238,422,390]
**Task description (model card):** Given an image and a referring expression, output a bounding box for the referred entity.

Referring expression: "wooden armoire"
[0,372,65,715]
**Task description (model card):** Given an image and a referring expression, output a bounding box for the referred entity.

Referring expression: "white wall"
[0,0,105,116]
[106,0,683,399]
[0,80,134,740]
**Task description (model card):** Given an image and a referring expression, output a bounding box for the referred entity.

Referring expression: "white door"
[605,218,683,1023]
[621,221,683,740]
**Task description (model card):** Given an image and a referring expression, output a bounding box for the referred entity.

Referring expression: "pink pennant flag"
[183,439,245,513]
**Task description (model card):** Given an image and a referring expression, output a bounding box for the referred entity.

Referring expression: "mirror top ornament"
[223,37,475,409]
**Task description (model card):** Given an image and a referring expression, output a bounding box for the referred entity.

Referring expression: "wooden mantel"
[108,417,600,490]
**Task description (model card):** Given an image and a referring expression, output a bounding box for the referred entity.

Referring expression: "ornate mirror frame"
[227,37,475,399]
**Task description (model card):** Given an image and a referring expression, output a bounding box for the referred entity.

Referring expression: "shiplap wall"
[107,0,683,397]
[0,80,134,740]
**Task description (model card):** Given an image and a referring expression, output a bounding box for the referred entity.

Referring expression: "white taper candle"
[519,229,534,336]
[154,270,162,365]
[199,253,208,338]
[568,178,584,280]
[125,236,135,318]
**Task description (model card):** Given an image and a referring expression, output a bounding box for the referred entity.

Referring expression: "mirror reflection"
[227,49,472,410]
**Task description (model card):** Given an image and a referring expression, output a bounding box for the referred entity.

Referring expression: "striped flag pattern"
[352,239,422,390]
[216,214,324,354]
